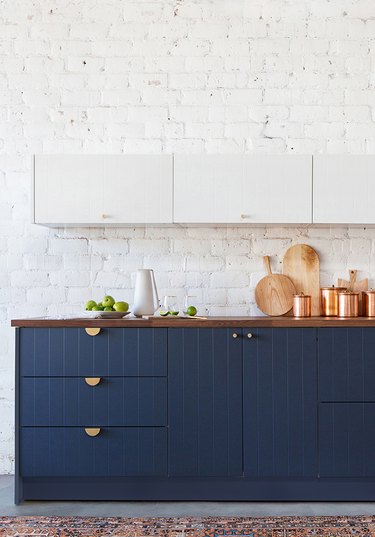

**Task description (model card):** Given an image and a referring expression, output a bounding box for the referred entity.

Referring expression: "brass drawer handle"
[85,427,101,437]
[85,377,101,387]
[85,327,101,336]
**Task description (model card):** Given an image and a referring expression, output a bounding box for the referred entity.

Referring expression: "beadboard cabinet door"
[313,155,375,224]
[34,154,173,225]
[318,328,375,402]
[168,328,243,477]
[243,328,318,477]
[173,155,312,224]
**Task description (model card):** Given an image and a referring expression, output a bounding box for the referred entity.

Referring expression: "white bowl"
[83,311,131,319]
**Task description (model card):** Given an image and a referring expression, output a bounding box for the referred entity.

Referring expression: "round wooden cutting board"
[255,256,296,316]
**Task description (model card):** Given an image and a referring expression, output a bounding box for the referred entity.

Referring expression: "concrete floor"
[1,476,375,517]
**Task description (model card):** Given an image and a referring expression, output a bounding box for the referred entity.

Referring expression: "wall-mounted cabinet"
[33,154,373,226]
[34,155,173,225]
[174,155,313,224]
[313,155,375,224]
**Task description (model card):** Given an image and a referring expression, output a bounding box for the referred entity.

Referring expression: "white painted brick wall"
[0,0,375,473]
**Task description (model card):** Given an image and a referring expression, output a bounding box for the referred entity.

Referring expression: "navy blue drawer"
[319,403,375,477]
[20,377,166,427]
[20,427,167,477]
[19,328,167,377]
[318,328,375,402]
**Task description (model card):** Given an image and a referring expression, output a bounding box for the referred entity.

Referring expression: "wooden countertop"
[11,316,375,328]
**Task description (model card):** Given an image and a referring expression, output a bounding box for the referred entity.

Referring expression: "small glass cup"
[183,295,198,317]
[159,295,179,316]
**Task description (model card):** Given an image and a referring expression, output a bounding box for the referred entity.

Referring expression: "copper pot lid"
[293,292,311,298]
[363,289,375,295]
[337,291,359,296]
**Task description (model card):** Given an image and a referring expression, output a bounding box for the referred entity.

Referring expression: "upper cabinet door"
[34,155,173,225]
[313,155,375,224]
[102,155,173,224]
[174,155,312,224]
[34,155,104,225]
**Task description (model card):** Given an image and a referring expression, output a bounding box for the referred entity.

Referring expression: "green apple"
[85,300,97,311]
[91,305,102,311]
[113,301,129,312]
[104,306,114,311]
[102,295,115,308]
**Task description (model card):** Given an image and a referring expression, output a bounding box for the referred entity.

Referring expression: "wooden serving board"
[338,269,368,314]
[255,256,296,316]
[283,244,320,316]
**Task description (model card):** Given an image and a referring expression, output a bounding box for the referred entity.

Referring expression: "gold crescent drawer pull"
[85,377,101,387]
[85,328,101,336]
[85,427,101,437]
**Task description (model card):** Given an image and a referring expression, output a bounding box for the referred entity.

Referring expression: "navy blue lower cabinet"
[19,327,167,377]
[319,403,375,477]
[243,328,318,477]
[319,328,375,402]
[15,325,375,502]
[20,377,167,426]
[20,427,167,477]
[168,328,243,476]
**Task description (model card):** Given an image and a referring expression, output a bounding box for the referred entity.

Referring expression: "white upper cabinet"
[313,155,375,224]
[173,155,313,224]
[34,155,173,225]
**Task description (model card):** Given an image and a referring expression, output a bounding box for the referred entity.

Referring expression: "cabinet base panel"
[17,477,375,503]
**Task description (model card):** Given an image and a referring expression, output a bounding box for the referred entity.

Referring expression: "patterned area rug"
[0,516,375,537]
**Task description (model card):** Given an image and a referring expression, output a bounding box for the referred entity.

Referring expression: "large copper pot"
[337,291,359,318]
[320,286,346,316]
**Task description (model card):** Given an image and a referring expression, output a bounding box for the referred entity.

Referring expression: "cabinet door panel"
[168,328,243,476]
[318,328,375,402]
[34,154,173,225]
[103,155,173,223]
[21,427,167,477]
[313,155,375,224]
[174,155,312,224]
[19,328,167,377]
[320,403,375,477]
[34,155,104,224]
[243,328,317,477]
[20,377,167,426]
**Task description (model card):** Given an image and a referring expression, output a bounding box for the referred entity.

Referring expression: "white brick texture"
[0,0,375,473]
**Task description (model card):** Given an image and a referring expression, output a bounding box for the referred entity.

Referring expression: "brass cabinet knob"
[85,427,101,437]
[247,333,253,339]
[85,327,101,336]
[240,214,250,220]
[232,333,239,339]
[101,213,108,219]
[85,377,101,387]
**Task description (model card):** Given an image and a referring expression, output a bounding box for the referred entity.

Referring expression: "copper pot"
[320,286,346,316]
[293,293,311,317]
[337,291,359,317]
[363,290,375,317]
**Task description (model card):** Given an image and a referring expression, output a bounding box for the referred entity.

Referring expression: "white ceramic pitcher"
[133,269,160,317]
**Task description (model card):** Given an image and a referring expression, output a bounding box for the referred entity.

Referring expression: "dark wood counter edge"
[11,316,375,328]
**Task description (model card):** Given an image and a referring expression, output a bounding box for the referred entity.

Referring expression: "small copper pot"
[363,290,375,317]
[337,291,359,318]
[293,294,311,317]
[320,286,346,316]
